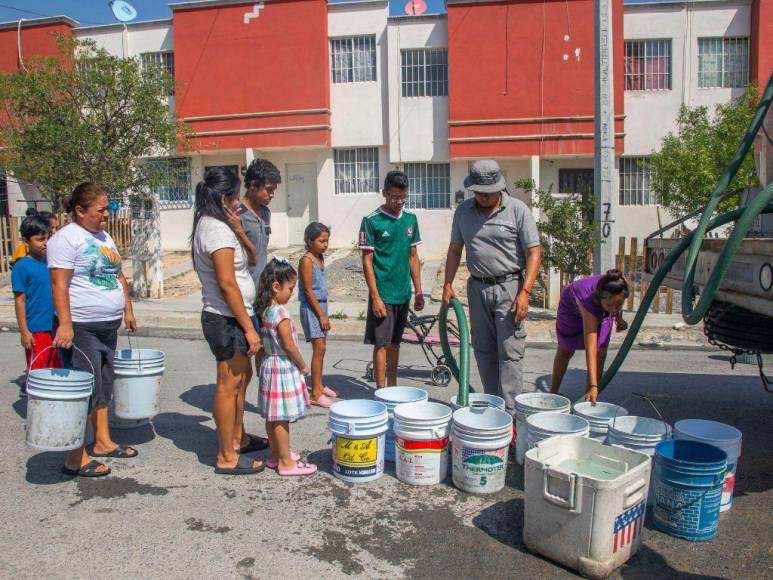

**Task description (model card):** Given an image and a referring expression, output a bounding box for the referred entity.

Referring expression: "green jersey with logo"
[358,207,421,304]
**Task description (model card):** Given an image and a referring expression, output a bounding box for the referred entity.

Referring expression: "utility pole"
[593,0,617,274]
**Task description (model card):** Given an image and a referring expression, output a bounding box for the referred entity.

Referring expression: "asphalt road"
[1,332,770,579]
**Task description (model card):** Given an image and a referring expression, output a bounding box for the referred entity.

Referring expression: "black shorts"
[61,318,121,409]
[364,299,410,347]
[201,311,249,361]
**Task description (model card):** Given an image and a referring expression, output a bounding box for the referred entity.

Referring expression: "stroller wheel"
[365,361,374,382]
[431,364,452,386]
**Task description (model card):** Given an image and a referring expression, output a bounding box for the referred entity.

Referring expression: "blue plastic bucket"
[652,440,727,541]
[374,387,428,462]
[328,399,389,483]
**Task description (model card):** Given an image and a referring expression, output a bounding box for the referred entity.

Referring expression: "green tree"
[517,179,599,283]
[650,85,759,217]
[0,36,188,209]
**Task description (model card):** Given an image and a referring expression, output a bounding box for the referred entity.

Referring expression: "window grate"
[619,157,655,206]
[401,48,448,97]
[334,148,379,194]
[698,37,749,89]
[624,39,672,91]
[145,157,192,205]
[330,36,377,84]
[558,169,594,195]
[404,163,450,209]
[141,51,175,95]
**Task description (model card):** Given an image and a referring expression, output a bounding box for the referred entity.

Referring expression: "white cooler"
[524,436,652,579]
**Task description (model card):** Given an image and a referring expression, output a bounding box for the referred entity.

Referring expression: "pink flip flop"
[312,394,334,408]
[322,386,338,398]
[277,461,318,477]
[266,452,300,469]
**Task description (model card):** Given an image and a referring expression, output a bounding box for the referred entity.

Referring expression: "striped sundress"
[258,304,310,422]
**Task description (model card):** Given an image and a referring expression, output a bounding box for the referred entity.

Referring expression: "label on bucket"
[332,435,385,480]
[653,480,723,538]
[452,444,507,493]
[395,435,449,485]
[721,463,737,511]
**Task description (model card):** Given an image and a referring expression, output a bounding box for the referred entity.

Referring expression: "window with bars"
[558,169,594,195]
[619,157,655,206]
[624,39,672,91]
[141,51,175,95]
[404,163,450,209]
[401,48,448,97]
[145,157,192,206]
[698,37,749,88]
[334,148,379,194]
[330,36,377,83]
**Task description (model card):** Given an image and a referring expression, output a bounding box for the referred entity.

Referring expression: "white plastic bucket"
[526,412,590,450]
[26,368,93,451]
[606,416,673,456]
[449,393,506,411]
[573,402,628,441]
[374,387,428,462]
[515,393,571,465]
[674,419,742,512]
[113,349,165,419]
[328,399,389,483]
[451,407,513,494]
[394,401,452,486]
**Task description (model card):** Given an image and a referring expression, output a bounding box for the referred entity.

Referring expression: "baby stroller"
[365,310,461,386]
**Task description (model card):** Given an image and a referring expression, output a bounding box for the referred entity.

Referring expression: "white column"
[529,155,541,220]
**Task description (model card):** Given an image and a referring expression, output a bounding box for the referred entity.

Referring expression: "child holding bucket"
[550,269,629,403]
[12,213,61,393]
[255,257,317,476]
[298,222,338,408]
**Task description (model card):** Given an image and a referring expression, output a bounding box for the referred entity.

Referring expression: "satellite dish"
[110,1,138,23]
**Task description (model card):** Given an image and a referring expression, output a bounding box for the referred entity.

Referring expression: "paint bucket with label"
[451,407,513,494]
[112,348,165,419]
[573,402,628,442]
[328,399,389,484]
[515,393,571,465]
[25,347,94,451]
[394,401,452,486]
[652,440,727,541]
[674,419,742,512]
[526,412,590,450]
[374,387,428,462]
[449,393,505,411]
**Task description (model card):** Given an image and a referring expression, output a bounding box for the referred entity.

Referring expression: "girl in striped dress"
[256,257,317,476]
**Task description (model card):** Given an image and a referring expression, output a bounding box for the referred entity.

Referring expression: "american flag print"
[613,501,645,553]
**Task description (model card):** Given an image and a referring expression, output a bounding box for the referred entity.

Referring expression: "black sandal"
[62,460,111,478]
[91,445,139,458]
[237,434,269,454]
[214,454,265,475]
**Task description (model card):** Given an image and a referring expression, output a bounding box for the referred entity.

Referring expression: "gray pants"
[467,276,526,416]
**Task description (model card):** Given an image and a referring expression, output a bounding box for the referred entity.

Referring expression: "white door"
[286,163,317,245]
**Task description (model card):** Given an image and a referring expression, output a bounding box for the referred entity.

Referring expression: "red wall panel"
[750,0,773,84]
[448,0,624,158]
[0,22,73,72]
[173,0,331,150]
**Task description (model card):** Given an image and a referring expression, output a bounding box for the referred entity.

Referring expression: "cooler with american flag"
[523,436,652,579]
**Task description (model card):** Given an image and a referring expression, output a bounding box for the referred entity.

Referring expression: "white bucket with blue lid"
[328,399,389,483]
[374,386,428,462]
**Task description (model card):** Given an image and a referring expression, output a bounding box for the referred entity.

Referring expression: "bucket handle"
[542,466,580,513]
[127,333,143,371]
[623,479,647,509]
[611,392,669,437]
[27,344,96,383]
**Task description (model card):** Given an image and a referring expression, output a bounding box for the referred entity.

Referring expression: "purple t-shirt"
[556,275,613,349]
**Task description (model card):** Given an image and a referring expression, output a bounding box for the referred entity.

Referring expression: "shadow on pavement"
[621,546,728,579]
[12,396,26,419]
[472,498,528,554]
[180,383,259,415]
[111,423,156,446]
[323,373,373,399]
[153,412,216,467]
[25,451,69,485]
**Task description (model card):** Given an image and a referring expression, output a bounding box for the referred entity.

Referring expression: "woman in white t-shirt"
[192,167,266,475]
[49,182,137,478]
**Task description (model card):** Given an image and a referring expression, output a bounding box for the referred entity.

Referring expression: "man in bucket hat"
[442,160,541,417]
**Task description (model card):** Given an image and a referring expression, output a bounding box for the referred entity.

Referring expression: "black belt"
[471,272,520,285]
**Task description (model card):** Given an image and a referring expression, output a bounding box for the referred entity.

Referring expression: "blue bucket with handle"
[652,440,727,541]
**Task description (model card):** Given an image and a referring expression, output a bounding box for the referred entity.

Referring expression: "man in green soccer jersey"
[359,171,424,389]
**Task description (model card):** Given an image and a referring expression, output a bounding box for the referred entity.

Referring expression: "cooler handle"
[542,466,579,512]
[623,479,647,508]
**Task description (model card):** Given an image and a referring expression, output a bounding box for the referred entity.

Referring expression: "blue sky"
[0,0,688,26]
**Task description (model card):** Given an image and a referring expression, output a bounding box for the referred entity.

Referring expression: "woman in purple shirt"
[550,269,629,402]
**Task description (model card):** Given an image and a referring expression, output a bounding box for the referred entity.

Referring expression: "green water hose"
[439,298,471,407]
[597,73,773,396]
